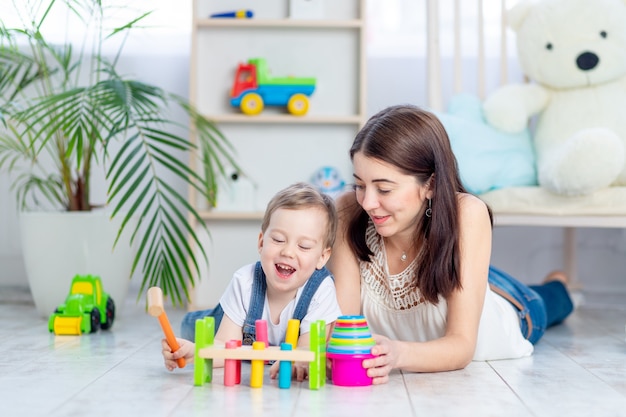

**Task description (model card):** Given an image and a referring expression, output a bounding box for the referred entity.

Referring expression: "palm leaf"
[0,0,241,307]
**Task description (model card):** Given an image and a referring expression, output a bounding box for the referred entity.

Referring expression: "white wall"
[2,45,626,303]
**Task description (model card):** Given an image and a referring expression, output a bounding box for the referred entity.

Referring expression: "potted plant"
[0,0,238,314]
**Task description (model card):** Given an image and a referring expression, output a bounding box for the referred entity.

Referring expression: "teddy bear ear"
[506,0,535,32]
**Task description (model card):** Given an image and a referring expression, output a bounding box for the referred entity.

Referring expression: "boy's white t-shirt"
[219,263,342,346]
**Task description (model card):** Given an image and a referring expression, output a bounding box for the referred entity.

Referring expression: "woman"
[328,104,574,384]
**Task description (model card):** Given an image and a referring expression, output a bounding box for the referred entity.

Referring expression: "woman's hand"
[162,338,194,371]
[361,334,401,385]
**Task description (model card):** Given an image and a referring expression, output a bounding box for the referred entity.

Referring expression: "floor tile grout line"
[486,360,538,417]
[400,370,421,417]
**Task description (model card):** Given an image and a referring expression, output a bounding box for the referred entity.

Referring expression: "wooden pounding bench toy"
[145,289,373,390]
[193,316,327,390]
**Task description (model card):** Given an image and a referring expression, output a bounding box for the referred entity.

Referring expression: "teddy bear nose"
[576,51,599,71]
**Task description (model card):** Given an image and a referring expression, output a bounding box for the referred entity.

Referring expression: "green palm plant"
[0,0,237,306]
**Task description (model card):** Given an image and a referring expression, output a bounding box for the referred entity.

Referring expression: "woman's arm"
[327,192,362,315]
[363,194,492,382]
[442,194,492,366]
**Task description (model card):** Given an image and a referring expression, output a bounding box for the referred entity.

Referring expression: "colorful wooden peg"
[285,319,300,348]
[194,316,215,386]
[255,319,269,347]
[278,343,293,389]
[308,320,326,390]
[250,341,265,388]
[224,340,240,386]
[235,340,242,384]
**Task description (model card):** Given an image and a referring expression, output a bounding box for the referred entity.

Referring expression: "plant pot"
[19,210,137,318]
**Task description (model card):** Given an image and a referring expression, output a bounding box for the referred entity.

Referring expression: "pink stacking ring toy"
[327,315,376,386]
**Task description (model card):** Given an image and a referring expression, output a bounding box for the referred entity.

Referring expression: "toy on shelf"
[48,274,115,335]
[193,316,326,390]
[210,10,254,19]
[311,166,346,199]
[230,57,316,116]
[326,315,376,386]
[147,287,186,368]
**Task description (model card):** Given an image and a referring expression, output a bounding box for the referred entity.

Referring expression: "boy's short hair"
[262,182,337,249]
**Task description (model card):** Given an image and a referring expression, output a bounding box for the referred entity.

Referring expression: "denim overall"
[488,265,573,344]
[181,261,331,345]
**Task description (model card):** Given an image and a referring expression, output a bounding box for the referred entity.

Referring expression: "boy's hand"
[162,338,194,371]
[269,360,309,382]
[292,361,309,381]
[269,361,280,379]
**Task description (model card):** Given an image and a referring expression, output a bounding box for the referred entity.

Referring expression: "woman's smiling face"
[352,152,430,238]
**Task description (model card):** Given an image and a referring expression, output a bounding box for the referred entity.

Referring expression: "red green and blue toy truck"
[230,58,316,116]
[48,274,115,335]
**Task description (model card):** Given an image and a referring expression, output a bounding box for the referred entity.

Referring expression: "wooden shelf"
[196,18,363,29]
[208,114,364,125]
[199,210,265,221]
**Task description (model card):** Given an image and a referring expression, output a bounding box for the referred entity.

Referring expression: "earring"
[425,198,432,218]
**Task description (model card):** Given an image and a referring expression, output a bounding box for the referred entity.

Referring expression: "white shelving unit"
[188,0,366,308]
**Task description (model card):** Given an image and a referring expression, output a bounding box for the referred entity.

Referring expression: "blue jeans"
[488,266,573,344]
[181,307,222,342]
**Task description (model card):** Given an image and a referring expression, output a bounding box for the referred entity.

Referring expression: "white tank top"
[359,222,533,361]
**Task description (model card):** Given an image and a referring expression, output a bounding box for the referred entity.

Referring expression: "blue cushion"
[435,94,537,194]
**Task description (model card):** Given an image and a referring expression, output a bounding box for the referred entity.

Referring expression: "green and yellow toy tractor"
[48,274,115,335]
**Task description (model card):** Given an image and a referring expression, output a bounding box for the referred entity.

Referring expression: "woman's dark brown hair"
[345,104,491,303]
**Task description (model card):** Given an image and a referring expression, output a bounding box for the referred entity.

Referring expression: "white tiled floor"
[1,286,626,417]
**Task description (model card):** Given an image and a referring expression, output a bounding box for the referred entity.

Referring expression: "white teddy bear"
[483,0,626,196]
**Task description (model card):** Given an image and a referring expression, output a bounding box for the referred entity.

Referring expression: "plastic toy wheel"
[240,93,264,115]
[287,94,309,116]
[100,297,115,330]
[90,308,101,333]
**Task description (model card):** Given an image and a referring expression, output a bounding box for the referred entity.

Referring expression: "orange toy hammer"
[147,287,186,368]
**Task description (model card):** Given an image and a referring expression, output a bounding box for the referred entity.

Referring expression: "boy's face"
[258,207,331,299]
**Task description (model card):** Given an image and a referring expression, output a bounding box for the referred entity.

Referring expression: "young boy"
[161,182,341,381]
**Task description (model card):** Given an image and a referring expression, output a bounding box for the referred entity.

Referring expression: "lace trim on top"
[360,221,424,310]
